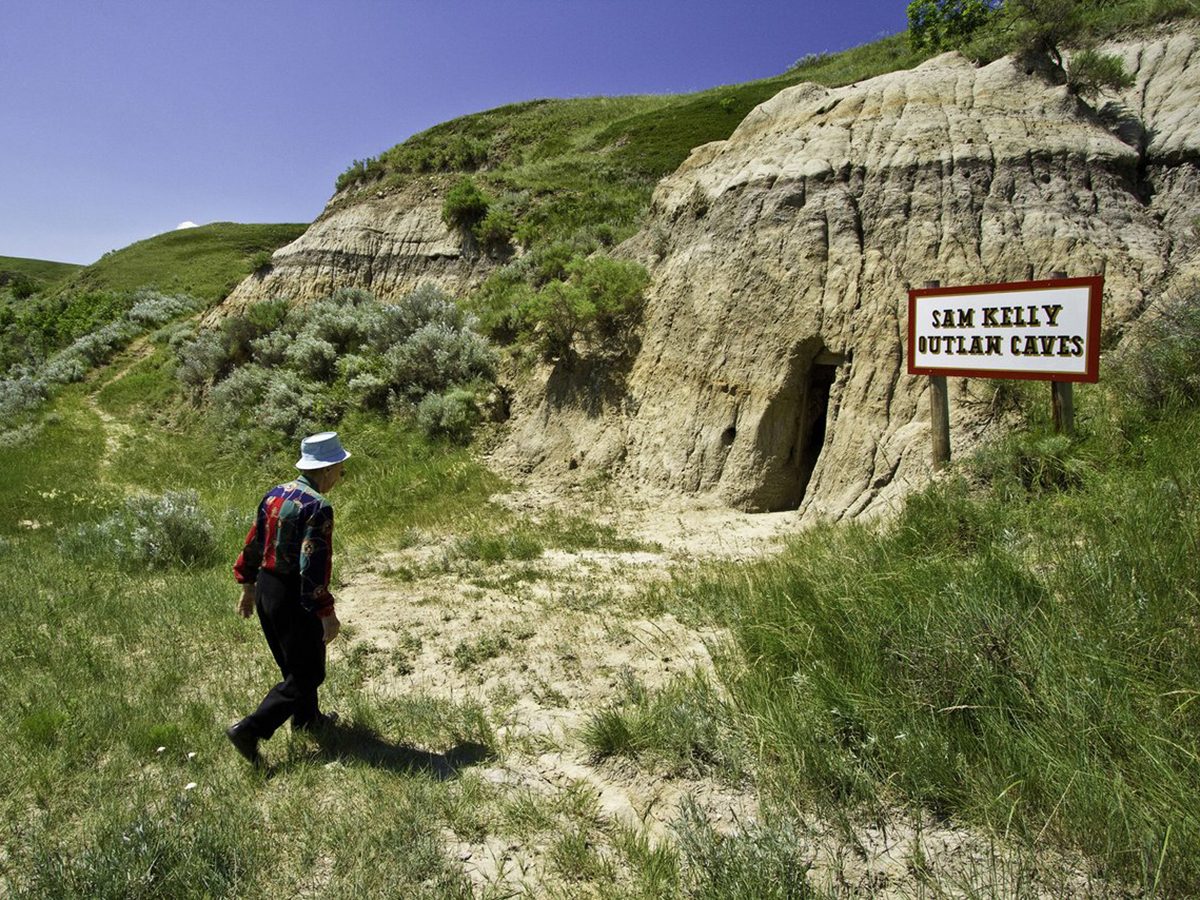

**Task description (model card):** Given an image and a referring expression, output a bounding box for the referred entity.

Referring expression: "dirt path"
[337,519,755,893]
[84,394,135,475]
[333,490,1108,897]
[84,336,153,475]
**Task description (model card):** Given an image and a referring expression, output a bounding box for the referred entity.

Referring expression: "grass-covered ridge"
[1,223,307,379]
[0,255,82,295]
[333,34,927,246]
[57,221,307,302]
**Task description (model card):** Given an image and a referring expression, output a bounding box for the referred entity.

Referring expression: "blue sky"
[1,1,906,264]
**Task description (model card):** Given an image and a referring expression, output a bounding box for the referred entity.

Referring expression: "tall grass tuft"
[680,401,1200,890]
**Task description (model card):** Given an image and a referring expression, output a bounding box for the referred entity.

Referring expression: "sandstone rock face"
[499,31,1200,519]
[207,179,493,324]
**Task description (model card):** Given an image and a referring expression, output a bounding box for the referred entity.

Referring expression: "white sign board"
[907,277,1102,382]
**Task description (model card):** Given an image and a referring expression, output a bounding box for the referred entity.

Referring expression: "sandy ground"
[333,484,1114,898]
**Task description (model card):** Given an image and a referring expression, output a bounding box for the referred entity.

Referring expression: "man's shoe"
[225,722,262,765]
[294,711,339,734]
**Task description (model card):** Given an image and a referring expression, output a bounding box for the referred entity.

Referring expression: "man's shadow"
[272,721,493,780]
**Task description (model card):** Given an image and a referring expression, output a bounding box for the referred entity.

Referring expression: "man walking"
[226,431,351,765]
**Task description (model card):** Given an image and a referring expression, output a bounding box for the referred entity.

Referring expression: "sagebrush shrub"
[385,322,496,400]
[176,284,496,447]
[64,490,218,569]
[416,388,481,443]
[369,284,466,350]
[208,364,273,430]
[177,330,228,394]
[258,371,322,438]
[249,330,291,366]
[284,334,339,380]
[348,372,389,410]
[209,365,322,440]
[0,375,48,419]
[39,355,88,385]
[125,290,198,327]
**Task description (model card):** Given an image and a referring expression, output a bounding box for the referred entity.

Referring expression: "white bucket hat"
[296,431,352,470]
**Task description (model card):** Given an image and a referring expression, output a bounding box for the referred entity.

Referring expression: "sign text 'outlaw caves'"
[907,276,1103,382]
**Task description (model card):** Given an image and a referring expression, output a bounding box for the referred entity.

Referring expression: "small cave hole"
[721,426,737,446]
[791,362,838,507]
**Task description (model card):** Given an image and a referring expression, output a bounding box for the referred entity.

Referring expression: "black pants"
[241,569,326,739]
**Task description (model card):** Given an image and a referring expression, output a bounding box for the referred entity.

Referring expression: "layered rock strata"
[208,179,492,323]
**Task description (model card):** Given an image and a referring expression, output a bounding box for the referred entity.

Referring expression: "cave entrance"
[781,350,844,510]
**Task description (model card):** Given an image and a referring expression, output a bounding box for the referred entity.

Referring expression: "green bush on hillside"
[473,207,516,256]
[907,0,997,52]
[441,178,491,233]
[336,157,386,191]
[1066,47,1136,97]
[523,255,650,360]
[415,388,481,444]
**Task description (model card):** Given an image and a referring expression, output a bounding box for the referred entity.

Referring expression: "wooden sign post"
[908,275,1103,467]
[924,281,951,470]
[1048,272,1074,436]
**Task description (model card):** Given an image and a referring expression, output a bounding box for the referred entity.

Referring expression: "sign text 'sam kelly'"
[907,276,1103,382]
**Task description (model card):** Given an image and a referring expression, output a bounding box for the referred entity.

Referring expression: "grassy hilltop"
[56,221,308,302]
[2,1,1200,894]
[0,223,306,374]
[0,255,82,294]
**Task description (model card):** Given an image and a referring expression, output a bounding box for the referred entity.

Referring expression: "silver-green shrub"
[283,333,338,380]
[249,329,290,366]
[178,283,497,446]
[416,388,480,443]
[64,490,217,569]
[0,375,48,419]
[348,372,389,409]
[258,370,321,438]
[385,321,496,401]
[126,290,199,326]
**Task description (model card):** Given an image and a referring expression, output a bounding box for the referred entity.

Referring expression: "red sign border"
[907,276,1103,383]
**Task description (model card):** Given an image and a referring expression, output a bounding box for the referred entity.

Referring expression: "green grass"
[582,671,744,780]
[657,401,1200,894]
[0,369,503,896]
[0,255,82,290]
[56,222,307,303]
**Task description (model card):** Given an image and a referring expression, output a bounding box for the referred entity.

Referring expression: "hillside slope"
[59,222,307,303]
[0,255,81,292]
[496,28,1200,518]
[210,36,926,317]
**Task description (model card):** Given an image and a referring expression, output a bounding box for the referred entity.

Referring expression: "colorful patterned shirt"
[234,474,336,617]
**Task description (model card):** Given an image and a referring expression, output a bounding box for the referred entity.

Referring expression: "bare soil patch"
[333,486,1113,897]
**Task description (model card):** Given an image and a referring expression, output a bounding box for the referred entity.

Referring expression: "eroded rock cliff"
[209,178,493,322]
[498,29,1200,519]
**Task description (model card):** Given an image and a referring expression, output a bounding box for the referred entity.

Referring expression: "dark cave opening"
[785,360,838,510]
